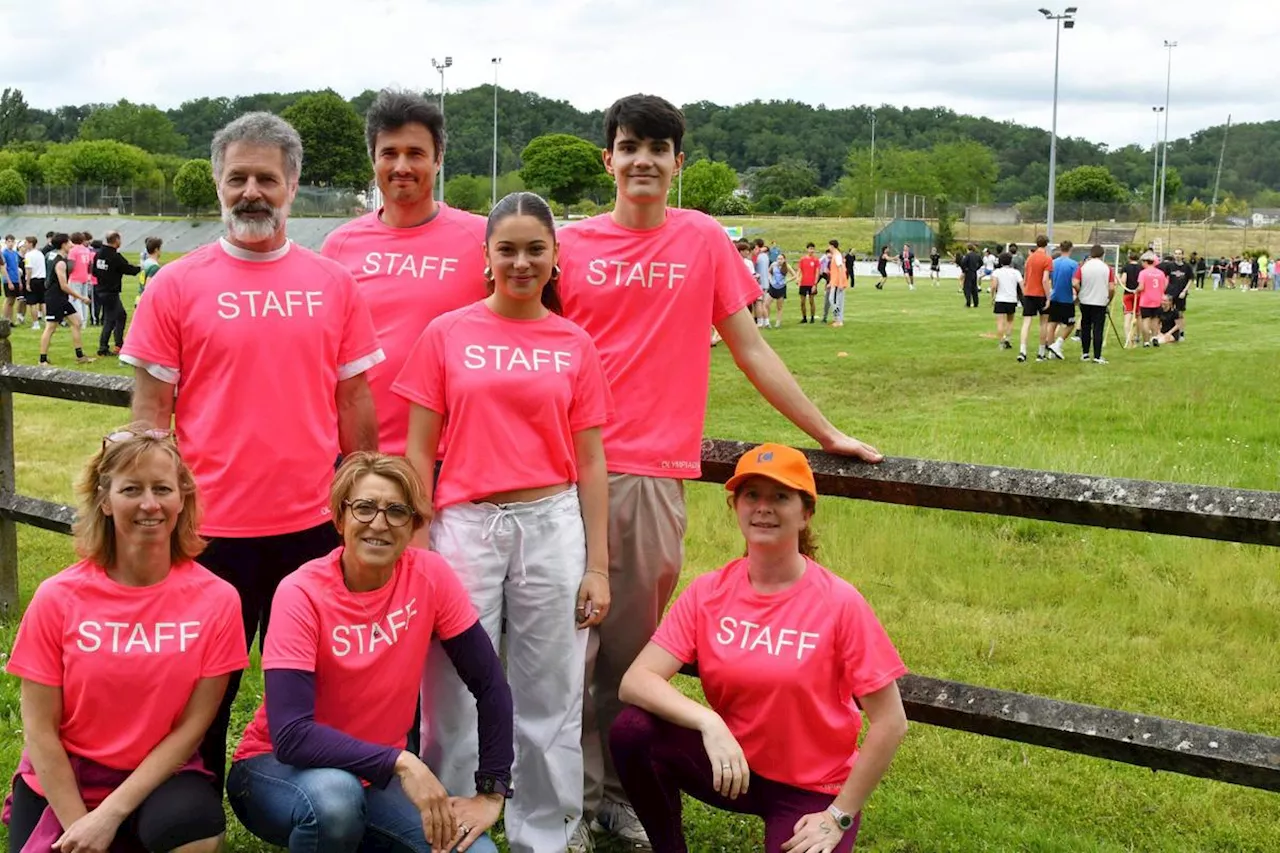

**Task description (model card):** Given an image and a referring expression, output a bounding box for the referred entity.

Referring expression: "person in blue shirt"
[2,235,25,325]
[1045,241,1078,360]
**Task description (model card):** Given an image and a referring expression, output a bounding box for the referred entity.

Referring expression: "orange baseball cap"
[724,443,817,502]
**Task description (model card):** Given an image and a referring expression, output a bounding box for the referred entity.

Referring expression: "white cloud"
[3,0,1275,149]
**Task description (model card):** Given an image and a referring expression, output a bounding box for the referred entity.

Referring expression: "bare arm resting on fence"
[335,373,377,456]
[130,368,175,429]
[715,307,883,463]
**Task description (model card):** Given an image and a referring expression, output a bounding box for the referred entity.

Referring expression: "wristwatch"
[826,804,854,831]
[475,774,513,800]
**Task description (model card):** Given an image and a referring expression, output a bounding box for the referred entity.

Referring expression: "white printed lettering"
[716,617,736,646]
[461,345,574,373]
[581,259,690,290]
[73,620,201,654]
[215,291,325,319]
[714,618,823,661]
[329,598,419,657]
[362,252,463,281]
[76,621,101,653]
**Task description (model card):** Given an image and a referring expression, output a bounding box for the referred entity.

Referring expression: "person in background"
[138,237,163,303]
[23,236,46,332]
[989,251,1021,351]
[1,233,23,326]
[82,232,101,326]
[874,245,889,290]
[37,233,95,365]
[827,240,849,328]
[610,443,907,853]
[4,426,247,853]
[797,243,820,324]
[93,231,141,358]
[899,243,916,290]
[1008,243,1025,277]
[1073,243,1116,364]
[1192,252,1207,289]
[929,246,942,284]
[67,233,94,326]
[1136,252,1167,346]
[1017,235,1053,362]
[960,243,982,309]
[1044,240,1078,360]
[753,238,771,328]
[818,248,833,323]
[398,192,612,853]
[228,453,511,853]
[766,251,792,328]
[1120,251,1142,347]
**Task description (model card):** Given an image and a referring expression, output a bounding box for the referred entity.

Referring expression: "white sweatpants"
[73,283,91,324]
[423,488,589,853]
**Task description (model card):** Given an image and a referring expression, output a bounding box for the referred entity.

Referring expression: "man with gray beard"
[121,111,383,790]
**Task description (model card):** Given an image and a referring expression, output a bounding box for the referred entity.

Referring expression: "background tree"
[672,159,738,212]
[173,159,217,213]
[934,195,956,252]
[0,168,25,208]
[36,140,157,186]
[79,99,186,154]
[931,140,998,204]
[1056,165,1129,202]
[0,148,41,185]
[280,91,372,189]
[444,174,489,212]
[0,89,29,146]
[746,160,820,202]
[519,134,608,206]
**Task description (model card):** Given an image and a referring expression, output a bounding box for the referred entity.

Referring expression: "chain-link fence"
[15,184,371,218]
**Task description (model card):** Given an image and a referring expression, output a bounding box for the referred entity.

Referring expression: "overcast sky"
[6,0,1274,151]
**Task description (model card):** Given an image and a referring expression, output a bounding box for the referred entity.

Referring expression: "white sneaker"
[593,799,652,850]
[1080,354,1090,361]
[1048,341,1064,360]
[31,321,40,330]
[1093,357,1109,364]
[566,820,596,853]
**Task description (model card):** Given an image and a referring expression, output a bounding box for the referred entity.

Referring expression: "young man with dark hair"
[22,236,45,331]
[93,231,141,357]
[37,234,94,364]
[1045,240,1078,360]
[797,242,819,323]
[1160,248,1192,340]
[557,93,882,852]
[139,236,163,301]
[960,243,982,308]
[929,246,941,284]
[1018,235,1053,362]
[989,251,1021,350]
[1120,251,1142,347]
[1,234,21,325]
[1074,243,1115,363]
[900,243,916,290]
[322,88,487,456]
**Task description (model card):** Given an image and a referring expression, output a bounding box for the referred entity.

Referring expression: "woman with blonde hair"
[4,425,247,853]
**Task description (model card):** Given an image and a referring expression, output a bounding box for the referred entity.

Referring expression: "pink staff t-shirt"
[233,546,477,762]
[652,557,907,795]
[391,301,613,510]
[1138,266,1168,309]
[120,240,385,537]
[6,559,247,796]
[557,209,760,478]
[67,244,93,285]
[320,206,489,455]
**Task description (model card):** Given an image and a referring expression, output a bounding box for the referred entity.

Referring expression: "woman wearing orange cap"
[609,443,907,853]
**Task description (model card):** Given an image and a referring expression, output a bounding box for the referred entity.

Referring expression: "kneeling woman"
[611,444,908,853]
[395,191,612,853]
[228,453,513,853]
[5,426,247,853]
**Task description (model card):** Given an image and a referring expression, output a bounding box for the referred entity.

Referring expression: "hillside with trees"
[1,84,1276,218]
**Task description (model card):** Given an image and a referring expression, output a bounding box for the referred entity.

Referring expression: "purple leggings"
[609,706,860,853]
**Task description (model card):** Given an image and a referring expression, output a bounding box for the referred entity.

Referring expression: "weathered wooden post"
[0,318,16,613]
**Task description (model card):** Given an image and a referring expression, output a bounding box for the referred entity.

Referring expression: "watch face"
[836,814,854,830]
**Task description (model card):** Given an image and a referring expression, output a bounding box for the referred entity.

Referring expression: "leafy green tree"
[1056,165,1128,202]
[445,174,489,212]
[746,160,819,201]
[37,140,157,186]
[519,134,608,206]
[934,195,955,251]
[672,159,738,212]
[711,194,750,216]
[173,159,218,213]
[0,168,25,207]
[79,100,186,154]
[0,89,29,147]
[931,140,998,204]
[0,148,41,185]
[281,92,372,189]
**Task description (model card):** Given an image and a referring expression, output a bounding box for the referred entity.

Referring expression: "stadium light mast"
[432,56,453,203]
[1039,6,1076,242]
[1157,40,1177,226]
[491,57,502,207]
[1151,106,1164,223]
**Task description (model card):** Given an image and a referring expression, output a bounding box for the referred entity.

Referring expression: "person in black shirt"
[875,246,889,289]
[929,247,941,285]
[960,243,982,308]
[1150,295,1182,346]
[1210,257,1225,290]
[37,234,94,365]
[1159,249,1193,339]
[93,231,142,356]
[1120,252,1142,347]
[1191,252,1207,289]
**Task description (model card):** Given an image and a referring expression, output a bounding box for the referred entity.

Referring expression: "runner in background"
[797,243,820,324]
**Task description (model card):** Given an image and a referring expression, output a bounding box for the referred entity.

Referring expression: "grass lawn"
[2,273,1279,851]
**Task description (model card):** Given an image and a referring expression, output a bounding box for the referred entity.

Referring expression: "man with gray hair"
[321,88,487,457]
[121,111,384,789]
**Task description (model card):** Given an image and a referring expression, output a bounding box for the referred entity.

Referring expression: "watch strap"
[826,804,854,831]
[474,774,514,799]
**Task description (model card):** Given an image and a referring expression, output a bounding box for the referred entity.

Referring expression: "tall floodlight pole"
[1039,7,1077,242]
[1151,106,1164,223]
[1157,40,1177,226]
[432,56,453,203]
[869,111,876,222]
[491,57,502,207]
[1209,114,1231,216]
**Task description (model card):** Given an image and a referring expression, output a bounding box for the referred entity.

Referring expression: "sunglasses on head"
[102,429,174,450]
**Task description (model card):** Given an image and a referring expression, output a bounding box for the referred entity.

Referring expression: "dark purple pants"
[610,706,860,853]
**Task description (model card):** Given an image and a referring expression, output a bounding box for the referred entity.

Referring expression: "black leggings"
[1079,304,1107,359]
[8,772,224,853]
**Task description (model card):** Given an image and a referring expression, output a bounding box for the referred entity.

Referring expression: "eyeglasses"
[342,499,417,527]
[102,428,173,450]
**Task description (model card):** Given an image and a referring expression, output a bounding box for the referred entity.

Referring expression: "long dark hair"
[486,191,561,314]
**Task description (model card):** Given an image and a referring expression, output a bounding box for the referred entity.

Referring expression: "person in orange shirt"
[826,241,850,327]
[1017,235,1054,362]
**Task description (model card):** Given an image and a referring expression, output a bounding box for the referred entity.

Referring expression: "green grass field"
[3,272,1280,851]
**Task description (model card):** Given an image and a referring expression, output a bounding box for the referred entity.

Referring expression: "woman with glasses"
[227,452,513,853]
[4,425,247,853]
[394,192,613,853]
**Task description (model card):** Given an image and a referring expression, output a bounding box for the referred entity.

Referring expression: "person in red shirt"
[5,427,247,853]
[321,89,489,456]
[557,95,883,851]
[796,243,820,324]
[122,112,382,790]
[228,453,511,853]
[1018,234,1054,362]
[610,444,907,853]
[396,192,612,853]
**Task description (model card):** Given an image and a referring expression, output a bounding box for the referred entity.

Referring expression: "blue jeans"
[228,754,498,853]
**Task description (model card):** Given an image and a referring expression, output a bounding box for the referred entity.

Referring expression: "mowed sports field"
[2,263,1279,852]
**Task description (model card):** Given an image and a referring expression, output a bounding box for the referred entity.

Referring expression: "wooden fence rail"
[0,321,1277,793]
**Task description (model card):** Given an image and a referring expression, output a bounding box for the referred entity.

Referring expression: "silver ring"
[459,824,470,835]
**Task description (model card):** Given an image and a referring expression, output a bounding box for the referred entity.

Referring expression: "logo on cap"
[758,451,774,463]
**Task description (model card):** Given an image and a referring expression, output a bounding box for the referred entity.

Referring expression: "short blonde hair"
[73,424,204,568]
[329,452,430,533]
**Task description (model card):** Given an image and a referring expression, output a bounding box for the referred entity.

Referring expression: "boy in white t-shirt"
[989,252,1022,351]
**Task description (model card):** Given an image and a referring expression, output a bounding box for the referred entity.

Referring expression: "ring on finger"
[459,824,470,835]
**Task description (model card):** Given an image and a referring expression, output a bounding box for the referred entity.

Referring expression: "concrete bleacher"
[0,215,354,254]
